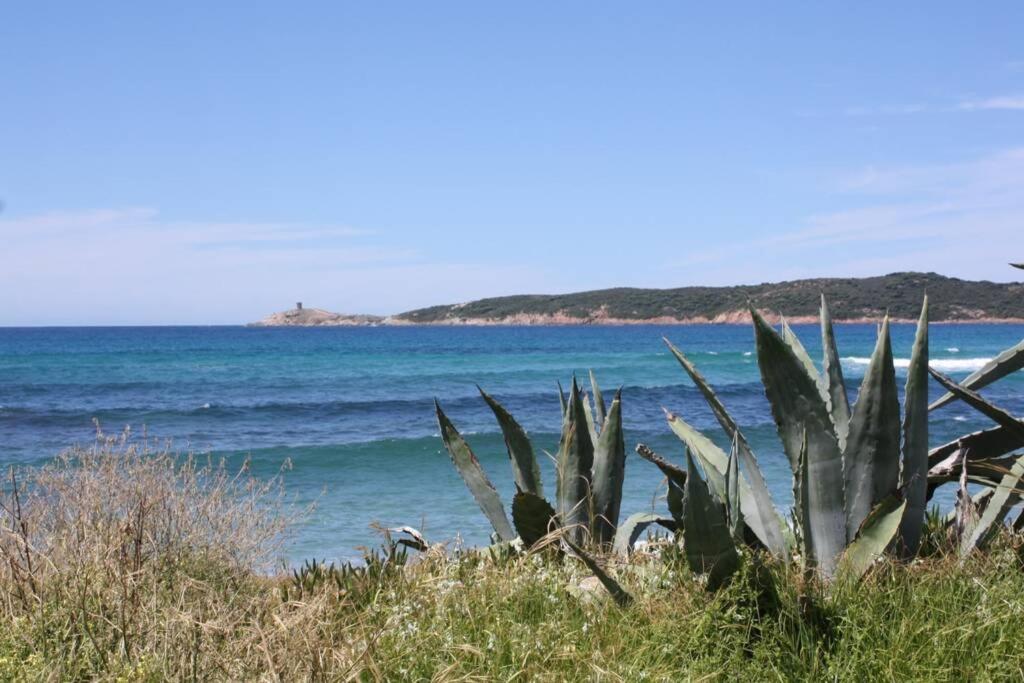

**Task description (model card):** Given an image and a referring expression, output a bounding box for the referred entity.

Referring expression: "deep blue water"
[1,323,1022,562]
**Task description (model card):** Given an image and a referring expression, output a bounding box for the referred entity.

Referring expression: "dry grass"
[3,437,1024,681]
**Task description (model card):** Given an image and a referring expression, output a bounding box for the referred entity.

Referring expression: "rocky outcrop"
[248,307,385,327]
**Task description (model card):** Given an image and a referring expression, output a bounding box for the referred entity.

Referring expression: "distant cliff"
[252,272,1024,326]
[395,272,1024,325]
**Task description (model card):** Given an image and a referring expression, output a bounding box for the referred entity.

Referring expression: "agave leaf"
[928,368,1024,441]
[563,537,634,607]
[663,339,789,556]
[726,436,743,543]
[821,295,852,448]
[589,369,607,430]
[557,381,568,419]
[928,421,1024,470]
[944,487,993,526]
[962,455,1024,554]
[782,317,821,386]
[511,491,557,549]
[435,401,515,542]
[582,391,600,444]
[684,449,739,590]
[1013,263,1024,270]
[635,443,687,489]
[930,339,1024,410]
[898,297,929,557]
[613,512,678,556]
[667,481,685,523]
[555,378,595,543]
[929,454,1021,490]
[954,460,980,555]
[478,387,544,498]
[591,390,627,545]
[843,317,901,539]
[793,431,809,560]
[836,495,907,583]
[666,411,786,555]
[752,308,845,575]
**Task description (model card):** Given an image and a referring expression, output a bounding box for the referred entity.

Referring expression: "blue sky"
[1,2,1022,324]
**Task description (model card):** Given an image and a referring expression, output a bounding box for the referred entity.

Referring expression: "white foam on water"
[743,351,753,357]
[953,416,968,422]
[946,347,960,353]
[200,402,211,409]
[708,351,718,355]
[842,357,994,372]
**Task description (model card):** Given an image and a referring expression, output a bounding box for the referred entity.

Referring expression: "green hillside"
[397,272,1024,323]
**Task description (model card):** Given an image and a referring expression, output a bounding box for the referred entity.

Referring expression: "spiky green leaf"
[613,512,677,556]
[511,491,557,549]
[821,295,852,448]
[836,495,907,583]
[928,421,1024,471]
[663,339,789,556]
[726,436,743,543]
[928,368,1024,441]
[666,411,787,555]
[752,308,845,575]
[898,297,929,557]
[782,317,821,386]
[435,401,515,541]
[635,443,687,489]
[930,339,1024,410]
[843,317,901,538]
[479,387,543,498]
[555,379,595,543]
[683,449,739,590]
[962,455,1024,554]
[591,390,626,545]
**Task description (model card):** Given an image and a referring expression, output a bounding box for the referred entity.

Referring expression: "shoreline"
[251,315,1024,327]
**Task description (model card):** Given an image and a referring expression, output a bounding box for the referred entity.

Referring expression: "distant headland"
[249,272,1024,327]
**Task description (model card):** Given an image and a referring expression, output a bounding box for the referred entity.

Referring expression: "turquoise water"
[1,323,1022,562]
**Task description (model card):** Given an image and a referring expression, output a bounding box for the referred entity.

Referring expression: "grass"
[3,437,1024,680]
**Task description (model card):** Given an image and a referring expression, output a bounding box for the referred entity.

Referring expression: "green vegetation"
[5,438,1024,680]
[436,374,632,549]
[398,271,1024,322]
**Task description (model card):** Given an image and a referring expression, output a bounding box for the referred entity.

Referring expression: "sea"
[1,323,1022,563]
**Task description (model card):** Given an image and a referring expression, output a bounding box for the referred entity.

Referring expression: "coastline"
[251,313,1024,327]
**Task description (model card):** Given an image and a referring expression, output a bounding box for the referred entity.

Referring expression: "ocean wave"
[946,347,960,353]
[842,357,993,372]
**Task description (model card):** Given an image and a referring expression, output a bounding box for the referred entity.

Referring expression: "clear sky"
[2,2,1022,324]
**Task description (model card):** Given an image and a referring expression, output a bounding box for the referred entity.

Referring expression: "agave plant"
[640,296,931,583]
[435,372,634,549]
